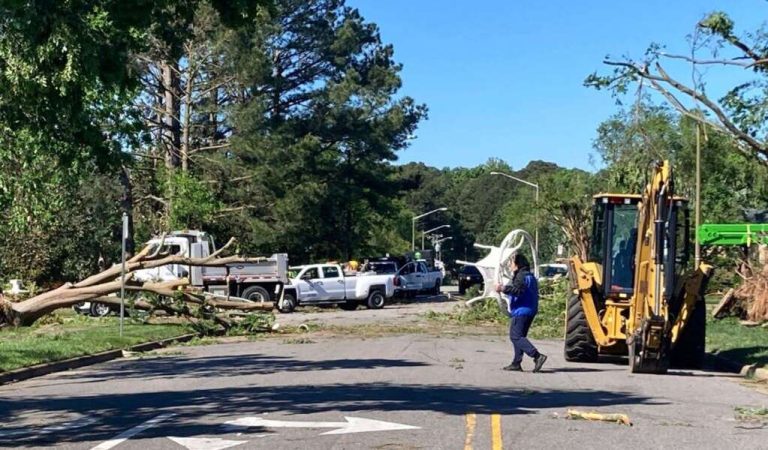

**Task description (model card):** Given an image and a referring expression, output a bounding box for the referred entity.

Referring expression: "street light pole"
[411,207,448,251]
[490,171,540,255]
[421,224,451,250]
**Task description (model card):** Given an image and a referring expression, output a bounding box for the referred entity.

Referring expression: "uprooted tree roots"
[729,263,768,323]
[0,237,274,330]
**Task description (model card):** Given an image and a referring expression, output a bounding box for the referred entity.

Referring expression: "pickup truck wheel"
[367,290,385,309]
[458,283,466,295]
[241,286,270,303]
[90,302,111,317]
[339,302,358,311]
[432,280,441,296]
[278,292,296,313]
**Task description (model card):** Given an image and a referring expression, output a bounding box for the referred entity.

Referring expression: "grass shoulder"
[0,313,188,372]
[707,315,768,367]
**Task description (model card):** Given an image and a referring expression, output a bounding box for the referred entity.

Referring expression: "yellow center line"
[463,412,476,450]
[491,413,503,450]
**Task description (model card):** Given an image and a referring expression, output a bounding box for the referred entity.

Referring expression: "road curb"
[739,365,768,381]
[0,333,198,386]
[706,353,768,381]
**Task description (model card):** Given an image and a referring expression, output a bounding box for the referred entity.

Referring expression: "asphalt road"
[1,295,766,449]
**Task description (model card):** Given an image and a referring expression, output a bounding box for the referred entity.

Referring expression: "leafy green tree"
[225,0,426,262]
[593,103,768,223]
[539,169,603,261]
[586,10,768,164]
[0,0,272,283]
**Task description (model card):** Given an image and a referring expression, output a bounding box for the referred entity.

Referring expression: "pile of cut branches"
[716,262,768,324]
[734,264,768,323]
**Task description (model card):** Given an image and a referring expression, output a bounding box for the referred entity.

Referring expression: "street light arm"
[413,207,449,221]
[490,171,540,257]
[423,224,451,235]
[490,171,539,189]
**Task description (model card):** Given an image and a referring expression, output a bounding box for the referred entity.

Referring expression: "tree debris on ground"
[566,409,633,426]
[730,263,768,324]
[0,238,273,330]
[734,406,768,424]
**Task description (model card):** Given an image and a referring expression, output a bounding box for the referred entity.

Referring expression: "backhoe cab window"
[591,199,639,295]
[590,203,607,262]
[609,205,638,293]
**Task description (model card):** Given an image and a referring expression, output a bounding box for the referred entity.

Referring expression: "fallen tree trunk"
[0,237,274,327]
[712,288,735,319]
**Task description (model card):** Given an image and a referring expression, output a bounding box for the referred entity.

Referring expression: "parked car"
[539,263,568,280]
[458,265,484,295]
[73,300,118,317]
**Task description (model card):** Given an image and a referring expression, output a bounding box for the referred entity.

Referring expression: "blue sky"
[347,0,764,172]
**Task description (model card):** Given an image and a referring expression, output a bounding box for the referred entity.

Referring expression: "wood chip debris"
[566,409,632,426]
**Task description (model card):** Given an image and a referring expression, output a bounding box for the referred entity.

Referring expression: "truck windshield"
[146,243,183,256]
[323,266,340,278]
[368,262,397,274]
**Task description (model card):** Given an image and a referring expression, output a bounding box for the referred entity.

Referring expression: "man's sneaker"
[502,362,523,371]
[533,354,548,373]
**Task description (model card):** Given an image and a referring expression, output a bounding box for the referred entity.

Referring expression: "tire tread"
[564,293,599,362]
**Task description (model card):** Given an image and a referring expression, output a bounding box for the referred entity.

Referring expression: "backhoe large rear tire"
[564,293,599,363]
[670,296,706,369]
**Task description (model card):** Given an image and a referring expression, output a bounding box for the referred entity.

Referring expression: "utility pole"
[120,212,128,337]
[695,123,702,268]
[411,208,448,251]
[421,225,451,250]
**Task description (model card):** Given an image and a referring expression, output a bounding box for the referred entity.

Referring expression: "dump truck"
[565,161,712,373]
[75,230,293,316]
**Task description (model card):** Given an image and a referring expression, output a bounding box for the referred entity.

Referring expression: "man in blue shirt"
[495,254,547,372]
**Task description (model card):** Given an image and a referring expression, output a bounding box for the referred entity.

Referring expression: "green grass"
[704,293,768,367]
[0,315,188,372]
[707,315,768,367]
[734,406,768,423]
[424,278,567,339]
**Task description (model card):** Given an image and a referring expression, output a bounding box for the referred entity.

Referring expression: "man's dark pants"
[509,314,540,364]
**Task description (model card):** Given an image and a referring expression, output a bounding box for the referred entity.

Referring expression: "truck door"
[321,265,347,300]
[399,262,424,291]
[420,262,435,285]
[417,262,429,288]
[296,267,325,302]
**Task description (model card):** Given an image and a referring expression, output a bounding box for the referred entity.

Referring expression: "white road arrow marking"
[168,436,247,450]
[91,413,175,450]
[225,416,420,435]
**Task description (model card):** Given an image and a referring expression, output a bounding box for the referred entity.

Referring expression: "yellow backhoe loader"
[565,161,712,373]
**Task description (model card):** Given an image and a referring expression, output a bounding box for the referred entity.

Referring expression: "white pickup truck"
[395,260,442,296]
[285,263,395,311]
